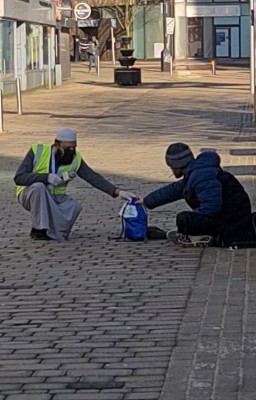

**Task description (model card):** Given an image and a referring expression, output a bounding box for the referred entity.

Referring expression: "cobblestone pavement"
[0,62,255,400]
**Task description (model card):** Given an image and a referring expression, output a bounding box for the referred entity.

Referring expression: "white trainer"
[176,234,213,247]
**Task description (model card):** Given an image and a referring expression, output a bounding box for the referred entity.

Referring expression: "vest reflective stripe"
[33,143,44,170]
[16,144,82,197]
[32,143,52,174]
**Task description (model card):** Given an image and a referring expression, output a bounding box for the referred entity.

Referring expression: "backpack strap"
[117,202,129,240]
[119,202,129,240]
[108,202,129,241]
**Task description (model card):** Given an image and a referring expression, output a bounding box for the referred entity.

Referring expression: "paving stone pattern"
[0,63,255,399]
[161,248,256,400]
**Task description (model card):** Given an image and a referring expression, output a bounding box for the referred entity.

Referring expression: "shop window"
[0,20,14,77]
[187,17,203,58]
[145,5,163,59]
[26,24,40,70]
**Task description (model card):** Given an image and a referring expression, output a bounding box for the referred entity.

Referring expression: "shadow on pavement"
[76,80,249,90]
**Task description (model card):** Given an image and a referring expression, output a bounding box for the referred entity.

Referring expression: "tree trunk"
[124,4,131,36]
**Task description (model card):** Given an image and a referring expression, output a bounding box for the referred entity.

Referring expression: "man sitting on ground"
[137,142,252,247]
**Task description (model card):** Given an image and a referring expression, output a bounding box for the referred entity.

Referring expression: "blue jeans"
[89,54,97,70]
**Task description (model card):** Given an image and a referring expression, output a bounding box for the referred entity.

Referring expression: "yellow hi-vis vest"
[16,144,82,197]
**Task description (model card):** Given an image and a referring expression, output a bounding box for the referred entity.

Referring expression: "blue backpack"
[120,198,147,241]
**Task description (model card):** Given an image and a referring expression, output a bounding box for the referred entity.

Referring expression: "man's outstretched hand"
[118,190,135,201]
[114,188,143,202]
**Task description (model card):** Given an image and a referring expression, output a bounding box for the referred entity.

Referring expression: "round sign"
[74,3,91,20]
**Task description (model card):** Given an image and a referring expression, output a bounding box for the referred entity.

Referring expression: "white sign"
[166,17,175,35]
[186,5,240,17]
[111,18,117,28]
[78,19,99,27]
[154,43,164,58]
[74,2,91,20]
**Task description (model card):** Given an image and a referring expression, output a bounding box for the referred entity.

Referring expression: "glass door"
[215,27,230,57]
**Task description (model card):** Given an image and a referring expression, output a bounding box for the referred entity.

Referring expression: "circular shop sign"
[74,3,91,20]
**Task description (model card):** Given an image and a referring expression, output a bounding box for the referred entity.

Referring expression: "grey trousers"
[18,183,82,240]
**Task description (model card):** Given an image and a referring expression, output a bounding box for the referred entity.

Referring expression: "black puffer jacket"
[144,151,251,225]
[185,170,251,225]
[213,170,251,223]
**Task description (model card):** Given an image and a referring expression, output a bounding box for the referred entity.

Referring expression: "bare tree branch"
[86,0,161,36]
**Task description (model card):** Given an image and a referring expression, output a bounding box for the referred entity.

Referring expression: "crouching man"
[14,128,134,241]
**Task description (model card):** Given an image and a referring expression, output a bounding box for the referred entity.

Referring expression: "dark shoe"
[30,228,50,241]
[146,226,167,240]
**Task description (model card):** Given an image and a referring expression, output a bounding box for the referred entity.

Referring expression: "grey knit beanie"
[165,142,194,169]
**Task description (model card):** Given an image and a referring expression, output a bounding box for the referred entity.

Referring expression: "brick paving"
[0,62,255,399]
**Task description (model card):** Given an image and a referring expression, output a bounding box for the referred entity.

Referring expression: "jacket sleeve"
[77,158,118,197]
[13,148,49,186]
[192,174,222,215]
[144,180,185,210]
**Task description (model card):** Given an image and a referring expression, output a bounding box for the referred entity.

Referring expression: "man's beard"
[55,149,76,165]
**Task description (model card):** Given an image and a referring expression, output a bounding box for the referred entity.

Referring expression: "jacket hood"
[187,151,221,172]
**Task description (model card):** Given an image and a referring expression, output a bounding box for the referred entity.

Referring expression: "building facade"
[133,0,250,61]
[56,0,75,79]
[175,0,250,60]
[0,0,56,94]
[73,0,249,62]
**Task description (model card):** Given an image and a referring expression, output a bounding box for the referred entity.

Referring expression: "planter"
[114,37,141,86]
[120,49,134,57]
[120,36,132,47]
[114,68,141,86]
[118,57,136,67]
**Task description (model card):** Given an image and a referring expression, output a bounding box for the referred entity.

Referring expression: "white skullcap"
[56,128,77,142]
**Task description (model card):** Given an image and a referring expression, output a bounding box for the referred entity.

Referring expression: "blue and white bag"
[119,198,147,241]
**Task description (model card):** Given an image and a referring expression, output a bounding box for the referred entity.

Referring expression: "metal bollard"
[169,56,173,78]
[96,56,100,77]
[211,60,216,75]
[16,78,22,115]
[0,90,3,133]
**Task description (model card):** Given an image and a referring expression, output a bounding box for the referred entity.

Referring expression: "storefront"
[0,20,15,80]
[175,1,250,60]
[133,5,164,59]
[132,1,249,61]
[0,0,56,94]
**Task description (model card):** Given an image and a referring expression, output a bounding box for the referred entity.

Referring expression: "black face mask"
[55,148,76,165]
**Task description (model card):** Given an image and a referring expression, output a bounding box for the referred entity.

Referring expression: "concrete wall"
[0,79,16,95]
[2,0,56,26]
[26,70,44,89]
